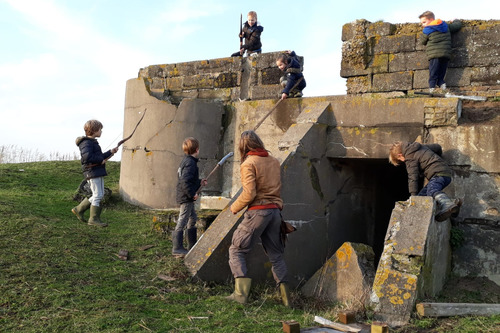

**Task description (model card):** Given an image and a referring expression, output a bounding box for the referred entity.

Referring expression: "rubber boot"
[187,228,198,250]
[434,192,459,222]
[71,197,91,223]
[226,277,252,304]
[88,205,108,227]
[279,283,291,307]
[172,230,188,257]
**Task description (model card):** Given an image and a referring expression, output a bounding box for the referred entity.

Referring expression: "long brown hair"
[239,130,265,161]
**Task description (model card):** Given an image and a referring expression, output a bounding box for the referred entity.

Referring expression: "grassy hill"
[0,161,497,332]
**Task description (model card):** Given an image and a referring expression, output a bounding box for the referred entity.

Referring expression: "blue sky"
[0,0,497,161]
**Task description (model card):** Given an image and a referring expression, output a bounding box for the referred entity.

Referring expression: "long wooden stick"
[253,77,303,131]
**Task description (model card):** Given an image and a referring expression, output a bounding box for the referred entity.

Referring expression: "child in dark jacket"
[173,137,207,257]
[419,10,462,91]
[231,11,264,57]
[276,50,306,100]
[389,141,461,222]
[72,119,118,227]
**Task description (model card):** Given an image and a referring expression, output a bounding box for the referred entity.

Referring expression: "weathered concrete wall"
[119,78,225,208]
[341,19,500,98]
[137,52,300,105]
[185,97,430,286]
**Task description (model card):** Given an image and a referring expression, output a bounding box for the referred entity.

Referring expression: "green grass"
[0,161,498,332]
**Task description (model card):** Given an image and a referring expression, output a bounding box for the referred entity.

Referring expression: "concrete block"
[413,70,429,89]
[249,85,282,100]
[260,67,282,85]
[182,74,214,89]
[214,73,238,88]
[342,20,369,41]
[346,76,371,94]
[197,88,232,101]
[301,242,375,309]
[372,72,413,92]
[370,196,449,327]
[366,21,396,37]
[367,54,389,74]
[388,51,428,72]
[471,65,500,85]
[423,98,460,127]
[372,34,416,54]
[445,67,471,87]
[200,196,231,210]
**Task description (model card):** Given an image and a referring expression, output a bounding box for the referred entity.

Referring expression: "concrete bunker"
[120,18,500,327]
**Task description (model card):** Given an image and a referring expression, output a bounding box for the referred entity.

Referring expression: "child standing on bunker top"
[389,141,461,222]
[276,50,306,100]
[72,120,118,227]
[173,137,207,258]
[231,11,264,57]
[419,10,462,92]
[226,130,290,307]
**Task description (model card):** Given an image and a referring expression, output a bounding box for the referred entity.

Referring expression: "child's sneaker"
[429,88,435,93]
[439,83,447,90]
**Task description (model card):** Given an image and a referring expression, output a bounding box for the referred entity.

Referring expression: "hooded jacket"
[231,150,283,214]
[176,155,201,205]
[241,22,264,52]
[401,142,451,195]
[420,19,462,60]
[76,136,113,179]
[281,51,306,95]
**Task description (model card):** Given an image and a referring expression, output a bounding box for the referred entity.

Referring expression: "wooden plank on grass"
[314,316,361,332]
[416,303,500,317]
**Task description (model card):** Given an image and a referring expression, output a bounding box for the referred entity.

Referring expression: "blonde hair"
[239,130,265,161]
[419,11,435,20]
[182,137,199,155]
[389,141,403,166]
[84,120,103,137]
[248,11,257,20]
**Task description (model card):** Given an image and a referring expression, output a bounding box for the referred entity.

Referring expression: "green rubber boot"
[279,283,291,307]
[88,205,108,227]
[71,197,91,223]
[226,277,252,304]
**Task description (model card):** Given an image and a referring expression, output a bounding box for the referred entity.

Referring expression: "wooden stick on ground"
[313,316,361,333]
[416,302,500,317]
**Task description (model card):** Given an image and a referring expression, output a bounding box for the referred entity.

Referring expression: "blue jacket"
[76,136,113,179]
[281,51,306,95]
[176,155,201,204]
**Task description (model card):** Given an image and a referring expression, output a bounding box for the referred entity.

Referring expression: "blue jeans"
[175,201,197,231]
[429,58,449,88]
[418,176,451,198]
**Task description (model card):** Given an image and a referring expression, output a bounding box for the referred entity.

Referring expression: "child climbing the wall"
[173,137,207,258]
[419,10,462,92]
[72,120,119,227]
[231,11,264,57]
[276,50,307,100]
[389,141,461,222]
